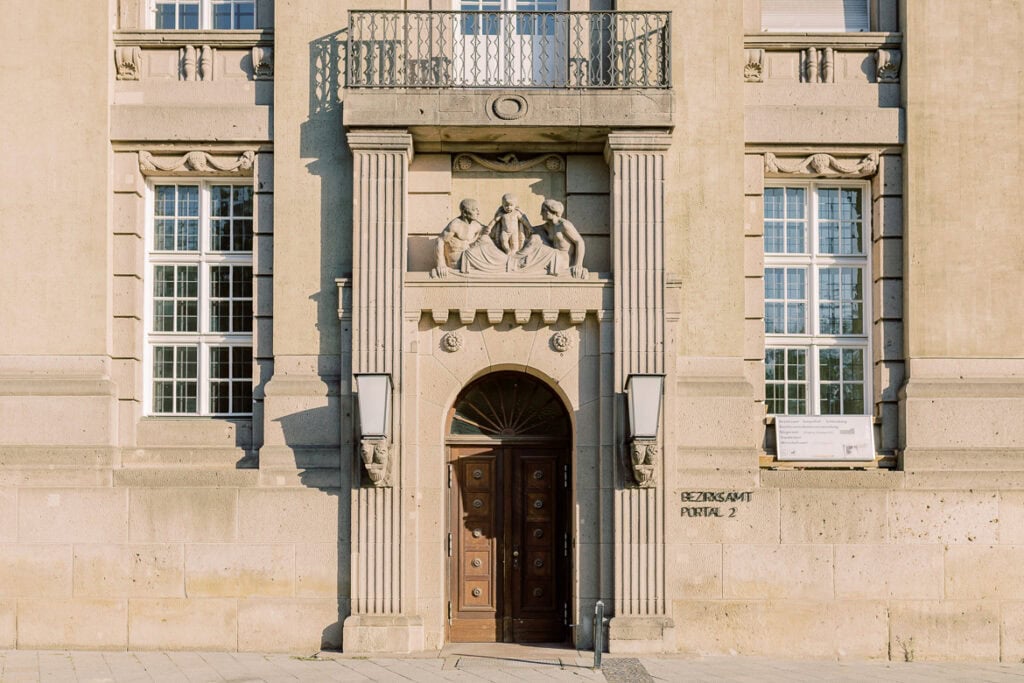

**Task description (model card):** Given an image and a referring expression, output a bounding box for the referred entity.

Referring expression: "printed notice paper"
[775,415,874,461]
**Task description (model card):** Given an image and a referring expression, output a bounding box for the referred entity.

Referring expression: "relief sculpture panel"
[431,195,587,279]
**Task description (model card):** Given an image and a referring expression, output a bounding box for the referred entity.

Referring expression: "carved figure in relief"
[432,199,486,278]
[516,198,588,279]
[492,193,533,256]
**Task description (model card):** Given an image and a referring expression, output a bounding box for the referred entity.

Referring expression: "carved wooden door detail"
[448,445,567,643]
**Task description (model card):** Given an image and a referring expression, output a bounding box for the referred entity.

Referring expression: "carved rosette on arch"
[360,438,392,487]
[441,331,463,353]
[550,331,572,353]
[629,439,658,488]
[764,152,879,178]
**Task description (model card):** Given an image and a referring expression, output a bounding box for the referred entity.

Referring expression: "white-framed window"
[146,181,254,416]
[153,0,256,30]
[764,182,872,415]
[761,0,870,32]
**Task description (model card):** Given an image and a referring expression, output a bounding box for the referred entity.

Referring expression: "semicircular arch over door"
[446,371,572,643]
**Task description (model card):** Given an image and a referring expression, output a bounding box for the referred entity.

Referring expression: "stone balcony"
[342,10,674,149]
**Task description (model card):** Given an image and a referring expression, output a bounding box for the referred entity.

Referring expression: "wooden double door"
[448,444,569,643]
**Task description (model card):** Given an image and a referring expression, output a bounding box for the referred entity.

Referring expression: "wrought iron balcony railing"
[347,11,671,89]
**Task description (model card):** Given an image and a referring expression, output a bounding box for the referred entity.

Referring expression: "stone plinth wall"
[668,470,1024,662]
[0,458,345,652]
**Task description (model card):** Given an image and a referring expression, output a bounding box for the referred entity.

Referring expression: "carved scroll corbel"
[360,438,392,487]
[252,46,274,80]
[629,438,658,488]
[876,49,901,82]
[114,46,142,80]
[744,49,764,83]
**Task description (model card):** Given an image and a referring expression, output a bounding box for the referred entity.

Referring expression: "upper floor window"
[146,181,254,416]
[761,0,869,32]
[764,182,872,416]
[154,0,255,30]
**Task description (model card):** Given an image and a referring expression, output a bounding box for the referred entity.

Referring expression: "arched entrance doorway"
[446,371,571,643]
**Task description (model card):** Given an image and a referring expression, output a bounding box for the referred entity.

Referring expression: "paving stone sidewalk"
[4,649,1024,682]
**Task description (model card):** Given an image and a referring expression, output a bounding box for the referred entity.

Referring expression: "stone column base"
[342,615,424,653]
[608,616,675,654]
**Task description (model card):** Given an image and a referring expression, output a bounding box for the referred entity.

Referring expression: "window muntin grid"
[147,181,253,417]
[153,345,198,413]
[212,0,255,29]
[764,182,871,416]
[154,0,255,29]
[210,346,253,414]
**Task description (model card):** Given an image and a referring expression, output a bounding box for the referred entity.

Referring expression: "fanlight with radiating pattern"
[449,372,569,438]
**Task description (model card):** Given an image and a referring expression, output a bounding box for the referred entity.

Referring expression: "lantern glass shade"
[625,374,664,439]
[354,373,392,439]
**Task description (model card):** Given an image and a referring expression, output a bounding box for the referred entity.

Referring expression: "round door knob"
[533,499,544,509]
[512,550,520,557]
[472,588,482,597]
[472,558,482,568]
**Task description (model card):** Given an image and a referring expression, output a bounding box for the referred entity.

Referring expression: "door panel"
[449,451,501,642]
[448,445,567,643]
[510,451,563,642]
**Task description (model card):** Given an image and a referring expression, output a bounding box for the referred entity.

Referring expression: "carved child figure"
[490,193,534,256]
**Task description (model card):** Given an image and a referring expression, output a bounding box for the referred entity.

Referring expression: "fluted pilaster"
[347,130,412,618]
[606,132,673,647]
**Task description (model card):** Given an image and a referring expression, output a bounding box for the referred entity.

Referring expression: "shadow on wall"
[275,403,353,652]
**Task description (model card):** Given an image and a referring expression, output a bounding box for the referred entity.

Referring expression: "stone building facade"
[1,0,1023,661]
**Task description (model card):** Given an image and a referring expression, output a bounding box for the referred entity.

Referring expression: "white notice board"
[775,415,875,462]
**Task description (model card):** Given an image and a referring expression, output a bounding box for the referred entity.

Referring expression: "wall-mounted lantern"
[354,373,392,487]
[625,374,664,487]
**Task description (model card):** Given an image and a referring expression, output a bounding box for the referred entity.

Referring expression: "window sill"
[114,29,273,49]
[761,415,894,469]
[745,31,901,50]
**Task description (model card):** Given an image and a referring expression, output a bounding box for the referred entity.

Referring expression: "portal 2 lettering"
[680,491,753,518]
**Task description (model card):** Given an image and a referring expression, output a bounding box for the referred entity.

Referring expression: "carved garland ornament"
[138,150,256,176]
[453,153,563,173]
[764,152,879,178]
